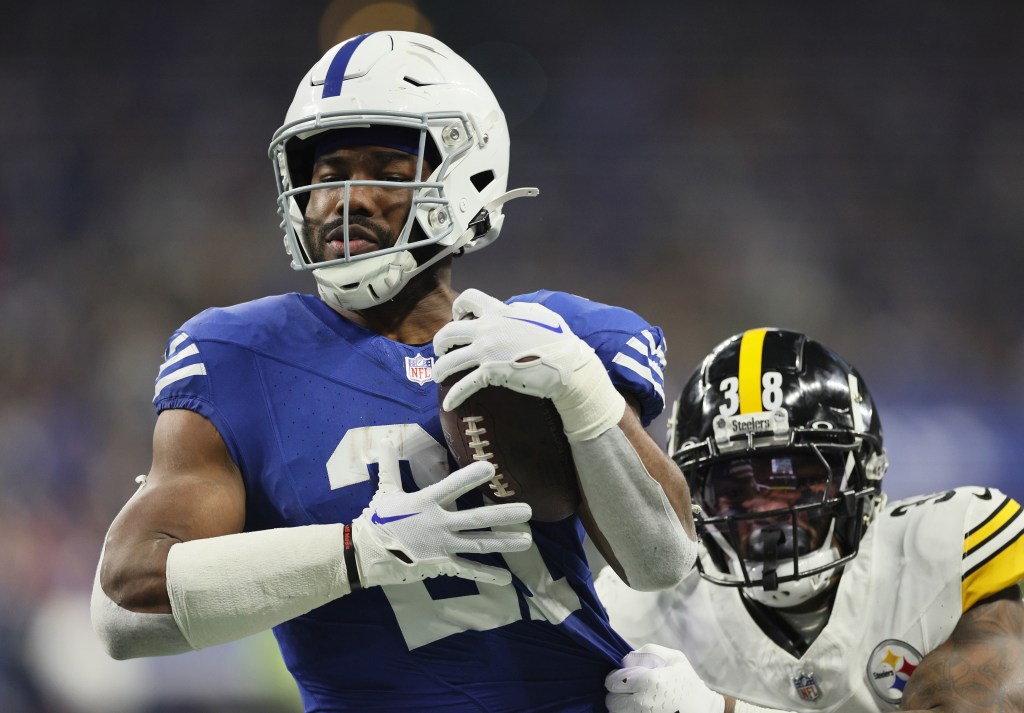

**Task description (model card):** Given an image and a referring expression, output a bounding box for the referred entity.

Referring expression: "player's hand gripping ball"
[434,293,583,522]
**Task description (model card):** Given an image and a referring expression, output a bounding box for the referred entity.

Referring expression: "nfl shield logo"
[792,671,822,702]
[405,353,434,385]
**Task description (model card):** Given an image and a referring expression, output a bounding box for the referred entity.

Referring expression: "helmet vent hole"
[470,170,494,192]
[402,75,430,87]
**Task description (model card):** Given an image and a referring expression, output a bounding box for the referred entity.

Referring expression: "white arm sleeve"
[572,426,696,591]
[165,523,352,650]
[91,544,195,660]
[91,524,354,658]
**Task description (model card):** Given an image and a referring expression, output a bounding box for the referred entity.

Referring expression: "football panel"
[438,381,580,522]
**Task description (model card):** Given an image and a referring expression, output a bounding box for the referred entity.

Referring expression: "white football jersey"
[599,486,1024,712]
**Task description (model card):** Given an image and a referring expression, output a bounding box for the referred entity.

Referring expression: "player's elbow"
[90,569,194,660]
[621,532,697,592]
[625,563,685,592]
[90,588,143,660]
[92,619,140,661]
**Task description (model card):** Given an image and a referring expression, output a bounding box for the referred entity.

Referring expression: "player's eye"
[313,170,345,184]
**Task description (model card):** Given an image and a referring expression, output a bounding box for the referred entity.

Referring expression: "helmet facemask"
[272,115,475,310]
[683,433,878,608]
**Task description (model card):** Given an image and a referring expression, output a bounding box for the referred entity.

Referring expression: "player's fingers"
[451,288,503,320]
[440,368,489,411]
[448,503,533,531]
[432,319,480,357]
[621,648,668,670]
[602,663,643,692]
[432,349,480,389]
[449,558,513,586]
[604,665,651,694]
[423,460,496,505]
[603,692,633,713]
[448,529,533,554]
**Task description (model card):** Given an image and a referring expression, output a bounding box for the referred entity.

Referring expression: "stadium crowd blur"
[1,1,1022,710]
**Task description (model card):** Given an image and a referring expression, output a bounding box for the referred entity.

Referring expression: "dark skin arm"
[899,585,1024,712]
[577,396,697,581]
[99,408,246,613]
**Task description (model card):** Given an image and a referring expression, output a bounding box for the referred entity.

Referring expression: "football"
[437,373,581,522]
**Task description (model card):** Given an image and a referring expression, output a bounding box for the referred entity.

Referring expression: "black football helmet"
[669,328,887,607]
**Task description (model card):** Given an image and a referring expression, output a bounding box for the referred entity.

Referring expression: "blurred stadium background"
[2,1,1022,710]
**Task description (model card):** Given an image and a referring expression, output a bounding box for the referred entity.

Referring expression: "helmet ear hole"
[470,170,495,191]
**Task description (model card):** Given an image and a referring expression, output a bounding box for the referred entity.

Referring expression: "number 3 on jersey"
[326,424,582,649]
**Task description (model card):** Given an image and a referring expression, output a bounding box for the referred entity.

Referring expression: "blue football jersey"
[152,291,668,712]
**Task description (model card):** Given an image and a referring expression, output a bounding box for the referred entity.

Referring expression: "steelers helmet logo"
[867,639,923,703]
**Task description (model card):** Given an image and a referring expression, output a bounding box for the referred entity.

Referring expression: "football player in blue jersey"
[90,31,697,712]
[599,328,1024,713]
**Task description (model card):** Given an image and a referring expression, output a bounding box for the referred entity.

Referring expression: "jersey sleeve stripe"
[153,363,208,401]
[166,332,190,358]
[961,528,1024,611]
[639,330,667,367]
[159,343,200,372]
[624,336,665,379]
[625,336,650,356]
[612,353,666,402]
[963,500,1024,576]
[964,496,1020,553]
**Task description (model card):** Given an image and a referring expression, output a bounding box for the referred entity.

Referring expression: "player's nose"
[331,181,379,218]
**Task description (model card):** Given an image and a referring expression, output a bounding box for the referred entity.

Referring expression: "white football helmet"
[268,31,538,310]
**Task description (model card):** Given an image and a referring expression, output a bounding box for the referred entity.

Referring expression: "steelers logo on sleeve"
[867,639,923,704]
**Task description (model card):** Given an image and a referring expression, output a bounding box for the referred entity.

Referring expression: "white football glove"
[432,289,625,443]
[349,439,533,589]
[605,644,725,713]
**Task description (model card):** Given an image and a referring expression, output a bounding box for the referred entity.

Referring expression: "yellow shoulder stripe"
[962,497,1024,611]
[962,533,1024,611]
[965,498,1021,554]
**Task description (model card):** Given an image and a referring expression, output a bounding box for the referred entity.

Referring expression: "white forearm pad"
[735,701,797,713]
[166,524,352,650]
[572,427,696,590]
[91,547,194,660]
[559,353,626,443]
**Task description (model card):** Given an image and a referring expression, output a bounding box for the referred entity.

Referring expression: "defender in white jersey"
[91,31,696,712]
[601,329,1024,713]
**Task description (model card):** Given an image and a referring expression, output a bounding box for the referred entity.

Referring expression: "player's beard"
[304,215,396,263]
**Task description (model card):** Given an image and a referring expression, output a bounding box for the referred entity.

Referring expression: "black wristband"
[343,524,361,591]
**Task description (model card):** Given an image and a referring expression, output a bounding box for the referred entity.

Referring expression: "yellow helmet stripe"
[738,328,768,414]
